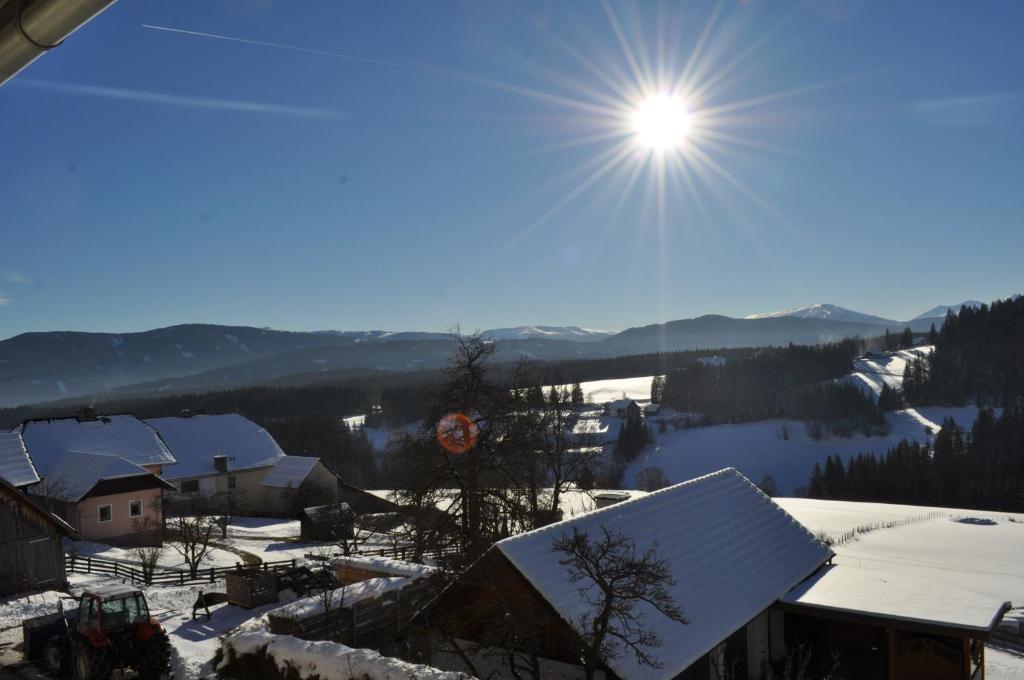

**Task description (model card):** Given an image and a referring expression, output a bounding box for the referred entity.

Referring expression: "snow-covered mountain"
[912,300,984,321]
[744,304,897,326]
[481,325,614,342]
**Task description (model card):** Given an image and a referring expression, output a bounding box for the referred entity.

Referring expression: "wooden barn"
[0,476,77,596]
[423,469,1009,680]
[298,502,355,542]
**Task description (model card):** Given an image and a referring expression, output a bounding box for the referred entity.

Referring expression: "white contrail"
[18,78,343,119]
[141,24,405,69]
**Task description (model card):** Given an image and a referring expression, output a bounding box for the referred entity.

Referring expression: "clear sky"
[1,0,1021,338]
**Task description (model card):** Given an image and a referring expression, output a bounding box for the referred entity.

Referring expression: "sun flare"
[631,94,692,150]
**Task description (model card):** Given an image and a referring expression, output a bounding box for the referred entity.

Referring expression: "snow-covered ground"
[624,405,982,495]
[567,375,657,403]
[843,346,933,397]
[68,539,244,570]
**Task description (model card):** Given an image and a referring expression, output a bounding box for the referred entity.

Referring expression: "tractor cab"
[78,587,153,636]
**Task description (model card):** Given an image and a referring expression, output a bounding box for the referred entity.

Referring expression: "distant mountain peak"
[912,300,984,320]
[481,325,614,342]
[744,303,896,325]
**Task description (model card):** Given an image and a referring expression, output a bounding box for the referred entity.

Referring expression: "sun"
[631,94,692,151]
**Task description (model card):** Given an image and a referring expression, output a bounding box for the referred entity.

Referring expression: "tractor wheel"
[139,631,173,680]
[73,644,112,680]
[42,636,69,675]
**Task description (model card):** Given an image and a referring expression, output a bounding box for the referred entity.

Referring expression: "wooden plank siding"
[0,483,70,595]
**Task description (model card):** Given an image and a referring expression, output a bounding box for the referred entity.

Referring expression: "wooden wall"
[0,487,67,595]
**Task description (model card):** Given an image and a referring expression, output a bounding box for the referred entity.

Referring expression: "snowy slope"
[745,303,897,325]
[842,346,933,397]
[625,406,982,495]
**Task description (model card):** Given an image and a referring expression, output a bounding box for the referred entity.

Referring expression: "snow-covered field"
[567,375,657,403]
[68,539,244,570]
[844,346,933,397]
[625,405,981,495]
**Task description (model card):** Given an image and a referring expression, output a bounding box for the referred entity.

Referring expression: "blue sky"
[1,0,1021,337]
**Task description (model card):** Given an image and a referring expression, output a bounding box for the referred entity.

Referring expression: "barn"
[0,476,76,596]
[424,468,1010,680]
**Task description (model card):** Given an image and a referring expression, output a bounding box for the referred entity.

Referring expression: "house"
[0,476,77,595]
[644,401,662,416]
[0,431,40,489]
[606,398,641,419]
[146,413,338,516]
[424,469,1008,680]
[15,413,177,545]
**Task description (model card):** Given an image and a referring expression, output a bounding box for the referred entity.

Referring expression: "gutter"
[0,0,118,86]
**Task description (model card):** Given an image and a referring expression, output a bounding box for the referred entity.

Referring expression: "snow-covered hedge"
[330,555,438,579]
[217,631,471,680]
[268,577,410,621]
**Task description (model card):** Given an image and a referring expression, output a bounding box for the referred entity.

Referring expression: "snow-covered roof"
[782,564,1011,633]
[261,455,320,488]
[46,450,158,502]
[269,577,412,620]
[330,554,438,579]
[608,398,636,410]
[495,468,832,680]
[18,415,176,473]
[0,431,40,487]
[145,414,284,480]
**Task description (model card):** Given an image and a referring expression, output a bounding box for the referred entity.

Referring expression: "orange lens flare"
[437,412,478,454]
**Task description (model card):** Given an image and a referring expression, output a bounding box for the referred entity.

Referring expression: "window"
[228,476,237,489]
[180,479,200,493]
[129,499,143,517]
[98,504,112,523]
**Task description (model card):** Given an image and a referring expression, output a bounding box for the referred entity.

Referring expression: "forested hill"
[903,295,1024,406]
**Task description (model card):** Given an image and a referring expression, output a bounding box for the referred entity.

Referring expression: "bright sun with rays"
[631,94,692,150]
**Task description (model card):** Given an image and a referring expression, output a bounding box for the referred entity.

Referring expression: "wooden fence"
[65,553,297,587]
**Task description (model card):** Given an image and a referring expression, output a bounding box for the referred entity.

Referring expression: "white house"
[146,413,339,515]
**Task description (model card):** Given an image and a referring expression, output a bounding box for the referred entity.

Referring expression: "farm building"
[15,413,176,544]
[0,431,39,488]
[606,398,641,419]
[425,468,1009,680]
[146,413,339,515]
[0,476,76,595]
[298,502,354,542]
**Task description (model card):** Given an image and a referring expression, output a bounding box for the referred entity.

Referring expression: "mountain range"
[0,301,986,409]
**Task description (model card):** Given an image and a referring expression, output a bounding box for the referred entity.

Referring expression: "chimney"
[213,454,228,474]
[75,407,97,422]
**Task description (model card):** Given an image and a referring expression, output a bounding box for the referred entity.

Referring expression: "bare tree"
[635,466,671,492]
[168,513,217,578]
[133,546,164,585]
[552,525,687,680]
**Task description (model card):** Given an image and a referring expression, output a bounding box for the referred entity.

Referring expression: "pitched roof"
[0,431,40,487]
[608,398,636,410]
[18,414,176,473]
[144,414,284,479]
[46,450,161,502]
[0,476,76,536]
[782,563,1011,634]
[261,455,320,488]
[495,468,833,680]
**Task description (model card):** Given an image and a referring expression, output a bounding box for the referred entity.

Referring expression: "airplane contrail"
[141,24,406,69]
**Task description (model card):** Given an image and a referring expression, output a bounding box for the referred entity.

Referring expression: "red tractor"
[23,584,172,679]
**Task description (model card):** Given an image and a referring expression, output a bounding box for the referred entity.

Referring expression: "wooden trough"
[225,569,280,608]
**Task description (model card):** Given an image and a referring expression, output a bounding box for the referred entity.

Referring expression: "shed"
[226,569,280,609]
[0,476,77,595]
[298,502,355,542]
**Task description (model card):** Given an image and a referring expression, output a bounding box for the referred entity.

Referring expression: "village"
[0,395,1021,680]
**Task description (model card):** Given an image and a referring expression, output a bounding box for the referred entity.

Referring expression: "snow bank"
[268,577,411,621]
[330,554,438,579]
[220,630,471,679]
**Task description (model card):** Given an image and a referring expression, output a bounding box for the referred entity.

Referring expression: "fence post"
[179,571,185,587]
[210,567,215,583]
[291,558,296,569]
[87,556,92,573]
